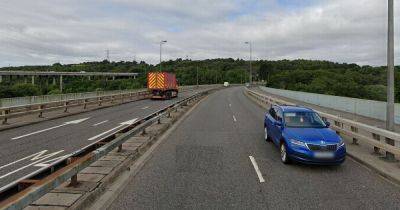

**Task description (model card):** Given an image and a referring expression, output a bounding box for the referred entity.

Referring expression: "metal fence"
[0,89,146,108]
[260,87,400,124]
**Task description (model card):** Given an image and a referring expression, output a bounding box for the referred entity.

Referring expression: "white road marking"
[88,118,138,141]
[141,106,150,109]
[93,120,109,126]
[232,115,237,122]
[0,150,64,179]
[249,156,265,183]
[229,103,231,107]
[11,118,90,140]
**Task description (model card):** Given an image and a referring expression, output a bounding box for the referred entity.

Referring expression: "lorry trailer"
[147,72,179,99]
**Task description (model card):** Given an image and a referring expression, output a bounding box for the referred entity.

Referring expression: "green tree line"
[0,59,399,102]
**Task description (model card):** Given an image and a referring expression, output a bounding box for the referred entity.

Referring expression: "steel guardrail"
[246,88,400,160]
[0,85,212,124]
[0,86,221,210]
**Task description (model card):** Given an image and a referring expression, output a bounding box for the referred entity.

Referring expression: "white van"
[223,82,229,87]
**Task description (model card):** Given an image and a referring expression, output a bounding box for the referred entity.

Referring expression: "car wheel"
[280,143,290,164]
[264,127,271,142]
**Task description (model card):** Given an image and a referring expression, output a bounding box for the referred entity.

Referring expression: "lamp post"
[244,41,253,84]
[159,40,167,71]
[385,0,396,161]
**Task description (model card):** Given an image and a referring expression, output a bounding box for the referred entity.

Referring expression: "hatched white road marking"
[232,115,237,122]
[93,120,109,126]
[88,118,138,141]
[249,156,265,183]
[0,150,65,179]
[12,118,90,140]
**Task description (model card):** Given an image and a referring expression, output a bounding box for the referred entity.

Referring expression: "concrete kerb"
[85,89,212,210]
[243,89,400,186]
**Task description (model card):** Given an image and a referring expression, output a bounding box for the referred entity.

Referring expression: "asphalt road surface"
[0,87,211,191]
[110,86,400,209]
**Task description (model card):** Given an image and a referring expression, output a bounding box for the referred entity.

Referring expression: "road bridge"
[106,86,400,209]
[1,86,400,209]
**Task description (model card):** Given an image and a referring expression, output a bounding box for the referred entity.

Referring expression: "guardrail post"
[350,126,359,145]
[83,99,88,109]
[67,158,79,187]
[38,105,44,118]
[2,109,9,124]
[98,98,102,106]
[334,120,343,135]
[372,133,381,154]
[120,93,124,103]
[385,137,396,161]
[64,102,68,112]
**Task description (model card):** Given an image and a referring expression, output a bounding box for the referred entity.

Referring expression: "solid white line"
[93,120,109,126]
[11,117,90,140]
[141,106,150,109]
[232,115,237,122]
[12,124,66,140]
[88,124,124,141]
[249,156,265,183]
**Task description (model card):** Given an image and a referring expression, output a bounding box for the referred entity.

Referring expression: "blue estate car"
[264,105,346,165]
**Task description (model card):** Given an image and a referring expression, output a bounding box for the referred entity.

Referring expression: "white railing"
[260,87,400,124]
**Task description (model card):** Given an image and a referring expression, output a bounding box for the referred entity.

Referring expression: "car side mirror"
[325,121,330,127]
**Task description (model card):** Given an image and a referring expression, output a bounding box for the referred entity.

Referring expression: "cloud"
[0,0,397,67]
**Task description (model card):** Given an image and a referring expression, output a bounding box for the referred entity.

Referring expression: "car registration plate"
[314,152,334,159]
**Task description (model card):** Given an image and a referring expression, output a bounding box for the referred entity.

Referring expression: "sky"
[0,0,398,67]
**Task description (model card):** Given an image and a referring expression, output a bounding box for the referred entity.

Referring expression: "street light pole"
[196,66,199,87]
[387,0,395,132]
[245,42,253,84]
[159,40,167,72]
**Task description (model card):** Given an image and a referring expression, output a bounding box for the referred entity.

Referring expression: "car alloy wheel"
[280,143,289,164]
[264,127,270,142]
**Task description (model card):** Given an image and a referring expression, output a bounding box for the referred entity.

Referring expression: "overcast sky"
[0,0,399,67]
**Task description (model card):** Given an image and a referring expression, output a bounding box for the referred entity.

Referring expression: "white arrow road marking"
[249,156,265,183]
[93,120,109,126]
[233,115,237,122]
[11,118,90,140]
[0,150,64,179]
[88,118,138,141]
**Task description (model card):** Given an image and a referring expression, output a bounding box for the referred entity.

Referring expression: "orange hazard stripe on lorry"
[148,72,165,89]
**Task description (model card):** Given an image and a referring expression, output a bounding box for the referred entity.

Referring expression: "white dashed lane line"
[93,120,109,126]
[249,156,265,183]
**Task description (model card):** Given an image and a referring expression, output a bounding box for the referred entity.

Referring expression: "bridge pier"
[0,75,2,83]
[60,75,63,92]
[31,76,35,85]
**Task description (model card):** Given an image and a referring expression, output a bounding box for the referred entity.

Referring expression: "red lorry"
[147,72,178,99]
